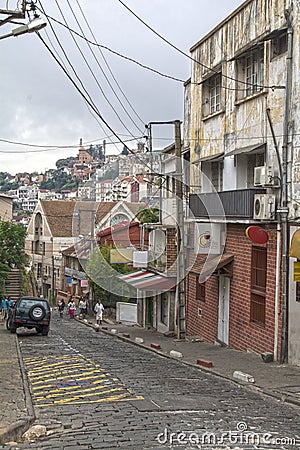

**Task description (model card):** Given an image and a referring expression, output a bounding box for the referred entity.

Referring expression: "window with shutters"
[202,72,222,117]
[236,46,264,101]
[250,246,267,326]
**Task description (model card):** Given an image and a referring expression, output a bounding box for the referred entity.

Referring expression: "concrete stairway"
[4,268,22,301]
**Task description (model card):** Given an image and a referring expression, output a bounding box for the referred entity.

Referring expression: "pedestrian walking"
[94,300,104,325]
[78,297,88,319]
[1,296,8,321]
[68,298,76,319]
[58,299,65,318]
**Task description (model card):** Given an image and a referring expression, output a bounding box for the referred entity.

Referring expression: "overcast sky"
[0,0,242,175]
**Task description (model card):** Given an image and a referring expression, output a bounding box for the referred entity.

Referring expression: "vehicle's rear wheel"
[29,305,46,321]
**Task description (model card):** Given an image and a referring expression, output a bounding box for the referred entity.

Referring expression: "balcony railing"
[189,188,267,219]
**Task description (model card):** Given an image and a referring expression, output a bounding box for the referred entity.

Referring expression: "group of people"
[0,296,15,321]
[57,296,104,324]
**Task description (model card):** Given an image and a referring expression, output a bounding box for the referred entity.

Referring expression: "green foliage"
[40,169,78,193]
[86,243,135,307]
[88,144,105,161]
[137,206,159,224]
[56,157,76,169]
[40,179,55,190]
[0,221,29,294]
[0,181,19,192]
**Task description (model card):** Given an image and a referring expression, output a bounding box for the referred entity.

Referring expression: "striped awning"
[118,270,176,291]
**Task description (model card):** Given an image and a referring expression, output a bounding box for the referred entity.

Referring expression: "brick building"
[186,224,279,355]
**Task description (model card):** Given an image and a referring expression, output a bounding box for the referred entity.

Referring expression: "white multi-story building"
[185,0,300,366]
[95,179,113,202]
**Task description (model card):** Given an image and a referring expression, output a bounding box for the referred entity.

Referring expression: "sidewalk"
[90,317,300,408]
[0,321,34,446]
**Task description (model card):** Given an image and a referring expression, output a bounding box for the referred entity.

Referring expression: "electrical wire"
[67,0,144,135]
[36,32,151,166]
[2,130,299,152]
[33,8,285,95]
[38,8,286,93]
[0,138,141,153]
[73,0,145,128]
[51,0,143,139]
[0,136,142,149]
[116,0,286,91]
[38,1,120,154]
[35,8,186,84]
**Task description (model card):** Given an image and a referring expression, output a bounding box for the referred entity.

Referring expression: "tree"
[86,243,135,308]
[137,206,159,224]
[56,156,76,169]
[0,221,29,294]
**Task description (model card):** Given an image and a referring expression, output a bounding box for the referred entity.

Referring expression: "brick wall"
[186,223,281,355]
[166,228,177,275]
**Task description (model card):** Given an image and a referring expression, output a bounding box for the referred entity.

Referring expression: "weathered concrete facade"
[190,0,293,191]
[186,0,300,364]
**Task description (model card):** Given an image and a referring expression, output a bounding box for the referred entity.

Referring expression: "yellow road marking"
[28,362,98,376]
[25,353,144,406]
[37,394,144,407]
[35,383,124,400]
[34,379,110,395]
[30,368,104,382]
[36,387,124,404]
[32,375,107,391]
[24,355,85,365]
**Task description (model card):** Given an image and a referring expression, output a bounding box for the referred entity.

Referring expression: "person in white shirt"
[94,300,104,325]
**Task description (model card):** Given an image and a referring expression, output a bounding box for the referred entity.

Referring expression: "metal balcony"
[189,188,267,219]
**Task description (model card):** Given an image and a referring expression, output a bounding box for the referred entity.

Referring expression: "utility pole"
[52,255,57,306]
[280,8,293,364]
[148,120,186,339]
[174,120,186,339]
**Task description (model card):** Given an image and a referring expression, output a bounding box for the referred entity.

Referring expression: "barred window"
[250,246,267,326]
[196,281,206,303]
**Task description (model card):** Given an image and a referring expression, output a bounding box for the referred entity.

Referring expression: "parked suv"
[7,296,51,335]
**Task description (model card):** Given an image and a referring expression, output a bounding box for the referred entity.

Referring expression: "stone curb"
[75,319,300,410]
[0,335,36,446]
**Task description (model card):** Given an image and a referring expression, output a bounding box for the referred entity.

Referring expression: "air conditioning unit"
[133,251,149,268]
[253,194,276,220]
[254,165,274,186]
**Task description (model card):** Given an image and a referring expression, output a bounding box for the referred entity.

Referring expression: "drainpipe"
[266,108,281,362]
[274,223,281,361]
[280,8,293,364]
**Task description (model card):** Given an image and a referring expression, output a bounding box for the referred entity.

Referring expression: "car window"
[19,299,49,309]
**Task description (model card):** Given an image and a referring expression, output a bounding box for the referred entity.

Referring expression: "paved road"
[8,315,300,449]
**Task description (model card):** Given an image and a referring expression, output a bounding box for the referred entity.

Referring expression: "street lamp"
[0,16,46,40]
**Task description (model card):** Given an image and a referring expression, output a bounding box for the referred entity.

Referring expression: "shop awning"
[193,152,224,163]
[190,253,234,280]
[118,270,176,291]
[226,143,266,157]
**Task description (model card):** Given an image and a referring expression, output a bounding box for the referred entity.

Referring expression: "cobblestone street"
[1,315,298,449]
